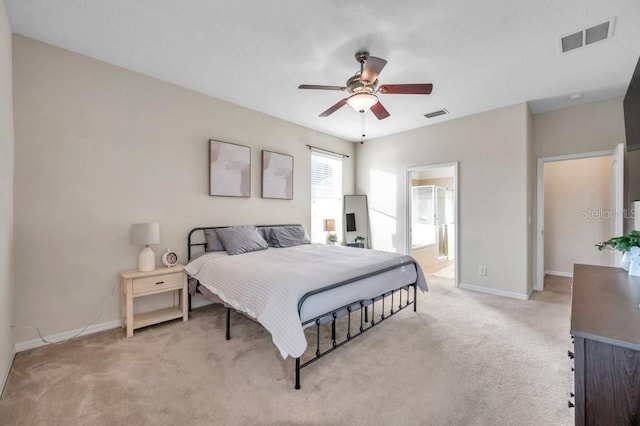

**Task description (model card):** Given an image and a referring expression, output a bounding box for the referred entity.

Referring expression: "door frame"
[406,162,459,287]
[535,146,622,291]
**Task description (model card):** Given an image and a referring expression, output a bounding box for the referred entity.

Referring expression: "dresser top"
[571,264,640,350]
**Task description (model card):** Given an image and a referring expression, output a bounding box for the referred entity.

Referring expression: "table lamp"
[131,222,160,272]
[323,219,335,232]
[323,219,336,244]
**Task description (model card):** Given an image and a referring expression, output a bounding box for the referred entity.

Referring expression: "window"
[311,151,343,243]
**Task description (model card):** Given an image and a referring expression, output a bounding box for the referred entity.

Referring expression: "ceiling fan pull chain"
[361,113,366,141]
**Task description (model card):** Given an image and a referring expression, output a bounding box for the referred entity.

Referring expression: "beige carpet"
[0,276,573,425]
[431,263,455,279]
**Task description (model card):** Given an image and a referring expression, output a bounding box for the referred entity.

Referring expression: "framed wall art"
[262,150,293,200]
[209,139,251,197]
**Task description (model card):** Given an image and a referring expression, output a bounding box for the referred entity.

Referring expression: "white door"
[612,143,625,264]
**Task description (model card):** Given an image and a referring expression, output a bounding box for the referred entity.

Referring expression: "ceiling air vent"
[561,31,583,53]
[424,109,448,119]
[560,18,615,53]
[585,21,610,45]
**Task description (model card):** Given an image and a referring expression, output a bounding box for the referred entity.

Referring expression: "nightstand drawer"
[133,272,183,295]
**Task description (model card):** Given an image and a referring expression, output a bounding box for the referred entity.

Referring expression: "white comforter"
[185,244,427,358]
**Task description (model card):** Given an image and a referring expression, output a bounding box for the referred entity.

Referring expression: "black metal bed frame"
[187,225,419,389]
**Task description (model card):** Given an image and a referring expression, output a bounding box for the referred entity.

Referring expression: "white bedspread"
[185,244,427,358]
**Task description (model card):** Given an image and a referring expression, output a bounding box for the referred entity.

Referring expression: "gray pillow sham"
[215,225,269,255]
[269,225,310,248]
[204,229,225,252]
[258,227,276,247]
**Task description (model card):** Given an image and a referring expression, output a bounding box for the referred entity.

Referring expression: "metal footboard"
[221,260,419,389]
[294,266,418,389]
[223,280,418,390]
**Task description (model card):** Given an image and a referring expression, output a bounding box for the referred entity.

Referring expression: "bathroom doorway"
[407,163,458,286]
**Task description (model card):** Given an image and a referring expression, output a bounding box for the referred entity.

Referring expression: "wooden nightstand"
[120,265,188,337]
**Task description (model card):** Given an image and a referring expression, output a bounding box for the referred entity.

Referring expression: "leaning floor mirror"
[343,195,371,248]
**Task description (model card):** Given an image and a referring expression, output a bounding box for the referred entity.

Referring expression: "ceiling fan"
[298,51,433,120]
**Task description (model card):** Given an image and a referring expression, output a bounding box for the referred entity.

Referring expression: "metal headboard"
[187,224,302,260]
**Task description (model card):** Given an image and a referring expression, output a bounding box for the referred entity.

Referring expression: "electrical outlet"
[479,266,487,276]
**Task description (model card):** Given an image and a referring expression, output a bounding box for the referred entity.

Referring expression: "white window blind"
[311,151,343,243]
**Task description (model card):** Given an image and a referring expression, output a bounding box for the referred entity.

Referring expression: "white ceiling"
[5,0,640,142]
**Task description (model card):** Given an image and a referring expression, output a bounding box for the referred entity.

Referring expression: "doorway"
[535,145,624,291]
[407,163,458,286]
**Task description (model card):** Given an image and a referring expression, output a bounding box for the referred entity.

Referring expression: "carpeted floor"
[0,276,574,425]
[431,263,455,279]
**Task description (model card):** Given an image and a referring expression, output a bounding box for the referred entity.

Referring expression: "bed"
[186,224,428,389]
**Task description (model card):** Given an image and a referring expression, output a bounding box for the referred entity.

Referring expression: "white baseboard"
[545,270,573,278]
[15,296,214,353]
[1,346,16,399]
[459,283,530,300]
[14,319,122,353]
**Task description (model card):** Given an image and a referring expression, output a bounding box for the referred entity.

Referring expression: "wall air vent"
[560,18,615,54]
[424,109,449,119]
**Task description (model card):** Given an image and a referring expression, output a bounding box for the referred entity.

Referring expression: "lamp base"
[138,246,156,272]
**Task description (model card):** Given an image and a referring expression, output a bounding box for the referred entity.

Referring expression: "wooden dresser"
[571,264,640,425]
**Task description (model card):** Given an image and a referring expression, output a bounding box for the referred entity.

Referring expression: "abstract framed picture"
[209,139,251,197]
[262,150,293,200]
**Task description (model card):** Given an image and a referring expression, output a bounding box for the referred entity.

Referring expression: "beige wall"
[543,156,613,274]
[0,1,14,391]
[11,36,354,344]
[534,97,625,159]
[357,103,531,297]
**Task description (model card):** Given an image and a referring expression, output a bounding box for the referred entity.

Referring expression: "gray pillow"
[204,229,225,251]
[270,226,310,248]
[258,227,276,247]
[258,227,283,248]
[215,225,269,255]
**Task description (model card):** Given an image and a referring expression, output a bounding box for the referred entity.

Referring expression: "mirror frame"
[343,195,371,249]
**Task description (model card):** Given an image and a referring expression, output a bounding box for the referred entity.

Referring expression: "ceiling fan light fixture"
[346,93,379,113]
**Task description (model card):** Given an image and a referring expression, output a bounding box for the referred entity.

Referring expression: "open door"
[612,143,625,264]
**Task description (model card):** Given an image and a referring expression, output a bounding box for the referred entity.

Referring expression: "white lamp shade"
[131,222,160,246]
[346,93,379,113]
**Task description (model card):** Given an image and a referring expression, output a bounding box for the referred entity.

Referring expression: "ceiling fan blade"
[378,84,433,94]
[371,101,390,120]
[360,56,387,84]
[319,98,348,117]
[298,84,346,91]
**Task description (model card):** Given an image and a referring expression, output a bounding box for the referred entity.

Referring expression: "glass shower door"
[411,185,435,247]
[436,186,447,257]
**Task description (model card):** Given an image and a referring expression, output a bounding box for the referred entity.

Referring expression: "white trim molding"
[14,319,122,352]
[459,283,531,300]
[544,270,574,278]
[1,346,16,399]
[15,298,213,353]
